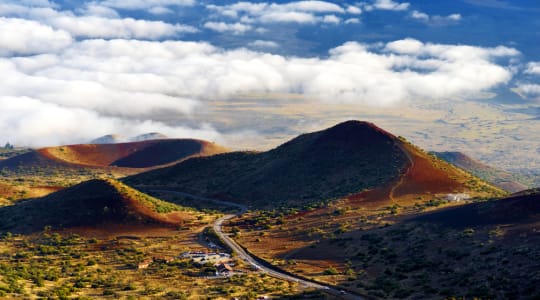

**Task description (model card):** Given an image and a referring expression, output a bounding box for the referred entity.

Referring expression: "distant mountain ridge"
[432,151,528,193]
[90,134,123,144]
[90,132,169,144]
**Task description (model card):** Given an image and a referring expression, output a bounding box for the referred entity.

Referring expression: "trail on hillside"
[389,141,415,204]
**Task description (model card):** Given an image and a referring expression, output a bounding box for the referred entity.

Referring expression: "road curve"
[153,189,365,300]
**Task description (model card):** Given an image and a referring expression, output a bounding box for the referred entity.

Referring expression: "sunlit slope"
[0,179,194,233]
[0,139,228,171]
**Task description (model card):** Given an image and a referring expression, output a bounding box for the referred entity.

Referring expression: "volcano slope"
[0,139,227,200]
[1,138,226,170]
[282,189,540,299]
[131,120,505,297]
[127,120,410,208]
[127,120,504,209]
[0,179,198,234]
[432,151,528,193]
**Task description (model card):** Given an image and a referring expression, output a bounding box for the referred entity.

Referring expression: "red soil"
[344,140,492,210]
[393,142,462,197]
[0,182,17,198]
[0,139,228,172]
[39,143,142,167]
[40,139,227,168]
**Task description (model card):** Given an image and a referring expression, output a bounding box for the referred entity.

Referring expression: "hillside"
[0,139,226,170]
[127,121,504,208]
[127,121,408,207]
[432,151,528,193]
[0,147,31,160]
[414,187,540,227]
[275,189,540,299]
[42,139,226,168]
[0,179,194,233]
[0,139,228,203]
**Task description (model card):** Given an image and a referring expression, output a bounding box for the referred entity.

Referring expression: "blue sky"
[0,0,539,172]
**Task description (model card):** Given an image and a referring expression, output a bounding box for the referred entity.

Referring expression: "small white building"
[181,252,232,266]
[446,193,470,202]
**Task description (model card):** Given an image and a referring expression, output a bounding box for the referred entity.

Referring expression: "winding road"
[153,189,366,300]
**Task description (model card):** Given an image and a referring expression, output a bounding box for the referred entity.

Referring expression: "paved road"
[154,189,365,300]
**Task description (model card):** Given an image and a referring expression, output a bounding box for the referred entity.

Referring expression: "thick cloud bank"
[0,0,530,147]
[0,17,72,56]
[0,36,518,146]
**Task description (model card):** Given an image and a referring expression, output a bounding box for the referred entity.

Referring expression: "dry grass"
[0,229,314,299]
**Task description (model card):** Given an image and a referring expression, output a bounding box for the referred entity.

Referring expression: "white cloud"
[3,0,56,8]
[411,10,462,24]
[0,3,524,148]
[411,10,428,21]
[0,96,219,147]
[0,17,72,56]
[204,22,252,34]
[0,4,197,40]
[0,4,29,16]
[24,38,517,105]
[364,0,410,11]
[513,83,540,100]
[207,1,350,25]
[78,3,119,17]
[95,0,195,10]
[322,14,341,24]
[0,53,199,118]
[48,16,197,39]
[447,14,461,21]
[525,62,540,75]
[248,40,279,48]
[148,6,174,15]
[385,38,424,54]
[259,11,317,23]
[347,5,362,14]
[279,1,344,13]
[344,18,360,24]
[207,2,266,18]
[1,37,519,111]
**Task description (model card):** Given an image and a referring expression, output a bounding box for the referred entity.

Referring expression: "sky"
[0,0,539,174]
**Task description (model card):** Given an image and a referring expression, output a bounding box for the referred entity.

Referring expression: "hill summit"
[127,120,504,208]
[127,121,407,207]
[0,179,191,233]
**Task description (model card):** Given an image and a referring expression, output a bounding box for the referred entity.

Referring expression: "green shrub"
[323,267,339,275]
